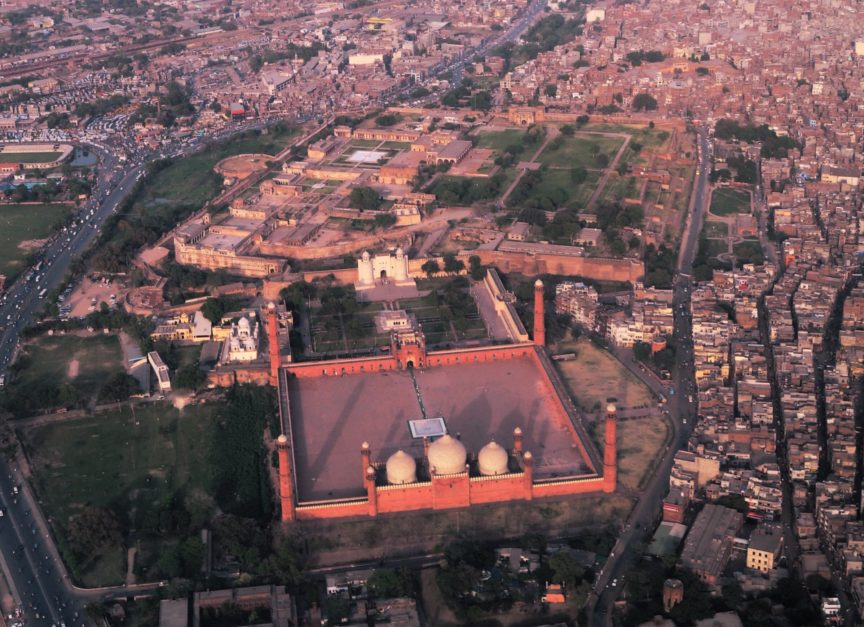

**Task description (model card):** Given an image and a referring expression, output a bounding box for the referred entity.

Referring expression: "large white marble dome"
[427,434,467,475]
[385,450,417,484]
[478,440,509,476]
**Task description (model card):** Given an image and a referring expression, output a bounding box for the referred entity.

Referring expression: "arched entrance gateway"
[392,327,427,370]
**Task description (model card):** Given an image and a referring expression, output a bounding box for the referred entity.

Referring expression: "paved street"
[587,126,711,626]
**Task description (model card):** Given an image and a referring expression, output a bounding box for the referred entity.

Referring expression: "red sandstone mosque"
[266,280,618,522]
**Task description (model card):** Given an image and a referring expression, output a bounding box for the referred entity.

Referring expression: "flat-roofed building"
[746,524,783,573]
[148,351,172,392]
[680,504,743,585]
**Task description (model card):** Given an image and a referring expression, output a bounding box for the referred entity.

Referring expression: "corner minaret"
[277,434,295,522]
[266,302,280,386]
[361,441,371,484]
[603,403,617,493]
[533,279,545,347]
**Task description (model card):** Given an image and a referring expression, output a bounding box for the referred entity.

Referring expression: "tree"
[468,255,486,281]
[349,186,382,211]
[178,537,205,577]
[549,551,584,587]
[632,93,658,111]
[443,253,465,274]
[368,568,416,598]
[560,124,575,136]
[176,362,206,391]
[376,113,401,127]
[200,298,225,325]
[570,166,588,184]
[421,259,440,278]
[281,281,317,312]
[633,341,651,362]
[97,372,140,402]
[67,506,123,558]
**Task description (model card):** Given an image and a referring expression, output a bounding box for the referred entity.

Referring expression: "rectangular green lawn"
[514,168,599,209]
[0,151,63,163]
[0,203,71,277]
[475,129,527,152]
[539,133,624,169]
[582,123,670,150]
[710,188,751,216]
[14,333,123,395]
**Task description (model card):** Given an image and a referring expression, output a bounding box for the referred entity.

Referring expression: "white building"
[147,351,172,393]
[224,315,259,362]
[356,248,413,289]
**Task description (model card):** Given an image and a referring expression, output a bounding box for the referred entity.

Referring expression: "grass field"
[553,338,655,411]
[733,238,764,266]
[5,334,124,415]
[309,301,389,353]
[616,415,671,490]
[538,133,624,169]
[0,151,63,163]
[133,127,295,212]
[475,129,527,152]
[23,402,220,586]
[396,291,487,345]
[582,123,670,151]
[710,188,750,216]
[346,139,381,149]
[0,203,71,278]
[703,220,729,238]
[599,175,640,204]
[513,168,599,209]
[700,237,728,259]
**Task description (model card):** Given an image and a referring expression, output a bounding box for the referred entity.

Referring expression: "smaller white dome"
[386,450,417,485]
[428,434,467,475]
[396,246,404,257]
[534,279,544,288]
[606,403,617,414]
[362,250,371,260]
[478,441,509,476]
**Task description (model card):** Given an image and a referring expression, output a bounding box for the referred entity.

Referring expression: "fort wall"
[469,250,644,284]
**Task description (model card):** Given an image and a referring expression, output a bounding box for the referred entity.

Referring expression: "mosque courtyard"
[286,358,591,502]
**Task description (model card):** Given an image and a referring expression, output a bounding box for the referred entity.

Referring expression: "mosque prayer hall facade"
[268,282,618,522]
